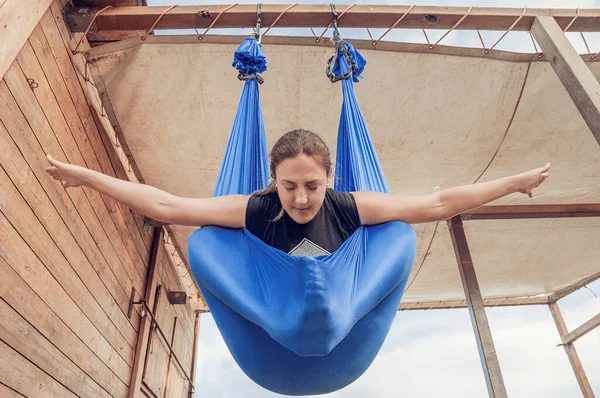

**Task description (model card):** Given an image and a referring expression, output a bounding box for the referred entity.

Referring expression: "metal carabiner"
[252,3,262,43]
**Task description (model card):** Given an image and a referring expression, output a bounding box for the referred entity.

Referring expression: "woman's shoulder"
[325,188,356,203]
[324,188,361,230]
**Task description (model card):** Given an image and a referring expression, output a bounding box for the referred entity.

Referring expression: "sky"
[145,0,600,396]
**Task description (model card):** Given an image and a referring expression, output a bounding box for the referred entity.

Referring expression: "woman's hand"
[514,162,551,198]
[45,154,87,188]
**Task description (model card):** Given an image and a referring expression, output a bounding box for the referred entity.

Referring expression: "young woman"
[46,129,550,256]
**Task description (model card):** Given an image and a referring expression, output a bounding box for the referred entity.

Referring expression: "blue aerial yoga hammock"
[188,37,417,395]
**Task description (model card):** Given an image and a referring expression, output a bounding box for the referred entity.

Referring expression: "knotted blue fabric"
[188,39,417,395]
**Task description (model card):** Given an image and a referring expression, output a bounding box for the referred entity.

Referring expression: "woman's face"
[275,153,329,224]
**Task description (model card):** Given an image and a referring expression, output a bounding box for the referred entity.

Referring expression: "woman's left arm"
[353,163,551,225]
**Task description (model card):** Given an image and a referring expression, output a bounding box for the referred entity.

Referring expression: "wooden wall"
[0,0,198,396]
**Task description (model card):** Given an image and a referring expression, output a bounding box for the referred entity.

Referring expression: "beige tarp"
[87,36,600,306]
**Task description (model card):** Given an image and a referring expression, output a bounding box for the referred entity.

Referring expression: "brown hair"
[255,130,331,220]
[256,129,331,196]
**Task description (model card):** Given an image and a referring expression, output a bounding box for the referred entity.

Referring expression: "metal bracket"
[64,6,98,35]
[143,216,164,233]
[252,3,262,43]
[128,288,146,319]
[167,291,188,305]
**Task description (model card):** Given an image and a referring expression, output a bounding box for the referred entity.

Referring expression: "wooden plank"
[0,382,25,398]
[144,282,174,396]
[448,216,507,398]
[73,0,143,5]
[87,60,147,186]
[67,5,600,32]
[171,315,192,398]
[0,71,139,328]
[0,71,140,326]
[0,0,53,79]
[551,271,600,301]
[399,296,550,310]
[0,161,135,372]
[0,340,76,398]
[0,255,128,397]
[0,100,139,348]
[531,16,600,147]
[0,201,131,384]
[2,63,142,325]
[0,110,136,349]
[27,24,148,288]
[563,313,600,345]
[163,317,178,398]
[160,252,195,341]
[139,262,195,396]
[87,30,141,42]
[48,0,152,247]
[188,313,200,398]
[15,40,145,297]
[463,204,600,220]
[0,298,112,397]
[130,228,163,398]
[548,303,595,398]
[39,9,152,266]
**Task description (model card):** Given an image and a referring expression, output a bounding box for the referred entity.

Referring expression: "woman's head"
[261,129,332,224]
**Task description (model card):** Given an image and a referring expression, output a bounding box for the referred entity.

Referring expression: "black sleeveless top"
[245,189,361,256]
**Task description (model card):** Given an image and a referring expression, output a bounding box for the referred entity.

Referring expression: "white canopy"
[87,35,600,307]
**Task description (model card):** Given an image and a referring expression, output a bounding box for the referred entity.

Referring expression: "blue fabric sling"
[188,38,417,395]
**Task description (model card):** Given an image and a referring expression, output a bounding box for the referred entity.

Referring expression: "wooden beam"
[563,312,600,345]
[399,296,550,310]
[531,16,600,147]
[162,317,178,398]
[195,295,551,313]
[129,227,163,398]
[548,303,595,398]
[188,313,200,398]
[551,270,600,301]
[448,216,507,398]
[64,5,600,33]
[0,0,54,79]
[463,204,600,220]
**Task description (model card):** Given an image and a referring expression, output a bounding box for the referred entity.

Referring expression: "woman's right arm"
[45,154,248,228]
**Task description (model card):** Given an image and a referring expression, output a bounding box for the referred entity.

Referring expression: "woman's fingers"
[46,154,57,165]
[541,162,551,172]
